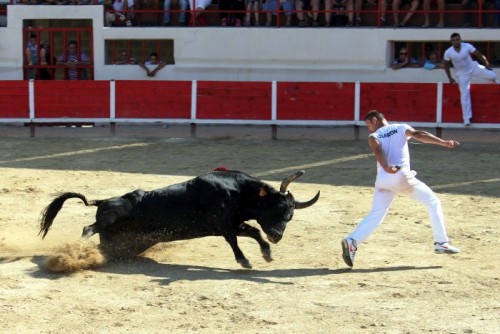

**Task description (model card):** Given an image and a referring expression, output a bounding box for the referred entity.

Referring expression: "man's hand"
[450,78,457,85]
[384,165,401,174]
[443,140,460,148]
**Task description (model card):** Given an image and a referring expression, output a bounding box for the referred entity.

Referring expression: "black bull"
[39,170,320,268]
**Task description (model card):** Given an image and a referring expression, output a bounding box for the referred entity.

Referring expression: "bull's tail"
[39,192,98,239]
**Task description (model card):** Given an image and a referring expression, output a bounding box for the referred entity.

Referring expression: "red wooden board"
[278,82,355,120]
[0,81,29,118]
[116,81,191,119]
[197,81,271,120]
[360,83,437,122]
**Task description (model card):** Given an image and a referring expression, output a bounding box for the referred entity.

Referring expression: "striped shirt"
[58,51,90,80]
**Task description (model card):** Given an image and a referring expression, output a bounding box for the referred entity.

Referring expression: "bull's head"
[256,170,320,244]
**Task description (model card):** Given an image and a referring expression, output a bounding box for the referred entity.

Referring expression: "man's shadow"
[28,255,443,285]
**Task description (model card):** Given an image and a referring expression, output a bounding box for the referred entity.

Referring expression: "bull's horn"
[280,170,305,193]
[294,191,320,209]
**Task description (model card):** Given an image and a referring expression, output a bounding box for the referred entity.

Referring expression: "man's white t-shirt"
[369,123,413,173]
[443,42,476,76]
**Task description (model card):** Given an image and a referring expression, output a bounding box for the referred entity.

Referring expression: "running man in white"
[341,110,460,268]
[444,32,498,126]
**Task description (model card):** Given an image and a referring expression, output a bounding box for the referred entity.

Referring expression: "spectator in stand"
[348,0,376,27]
[127,0,136,24]
[422,0,445,27]
[391,46,420,69]
[262,0,294,26]
[496,0,500,28]
[244,0,260,26]
[115,49,137,64]
[111,0,132,27]
[379,0,388,24]
[424,51,444,70]
[136,0,161,26]
[25,33,38,80]
[102,0,116,26]
[219,0,246,26]
[139,52,166,77]
[295,0,320,27]
[57,40,90,80]
[163,0,188,26]
[461,0,487,27]
[39,41,57,80]
[392,0,419,27]
[187,0,212,26]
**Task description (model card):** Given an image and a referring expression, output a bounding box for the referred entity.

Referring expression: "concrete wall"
[1,5,499,83]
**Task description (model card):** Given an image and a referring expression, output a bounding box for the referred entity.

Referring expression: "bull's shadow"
[94,256,442,286]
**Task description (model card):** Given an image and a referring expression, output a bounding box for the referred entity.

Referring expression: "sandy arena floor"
[0,124,499,334]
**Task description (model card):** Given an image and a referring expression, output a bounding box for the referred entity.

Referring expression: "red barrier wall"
[0,81,498,125]
[0,81,29,118]
[442,84,500,123]
[278,82,355,120]
[34,81,109,118]
[116,81,191,119]
[197,81,271,120]
[360,83,437,122]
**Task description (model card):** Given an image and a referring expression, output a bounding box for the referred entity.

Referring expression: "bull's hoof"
[237,258,252,269]
[261,249,273,262]
[81,226,95,239]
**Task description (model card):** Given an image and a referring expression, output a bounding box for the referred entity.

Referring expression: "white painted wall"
[1,5,499,83]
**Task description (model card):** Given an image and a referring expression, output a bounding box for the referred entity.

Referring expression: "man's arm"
[368,136,398,174]
[149,61,166,77]
[138,62,151,76]
[472,49,492,70]
[444,60,456,85]
[391,59,408,70]
[406,129,460,148]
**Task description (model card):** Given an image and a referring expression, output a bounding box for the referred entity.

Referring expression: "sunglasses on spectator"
[400,52,407,55]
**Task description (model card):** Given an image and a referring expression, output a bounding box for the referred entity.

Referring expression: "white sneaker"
[434,242,460,254]
[341,238,357,267]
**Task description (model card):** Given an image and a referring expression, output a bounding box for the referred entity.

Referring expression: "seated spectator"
[139,52,166,77]
[39,41,57,80]
[422,0,444,27]
[423,51,444,70]
[295,0,320,27]
[262,0,294,26]
[57,40,90,80]
[163,0,188,26]
[496,0,500,28]
[391,47,419,69]
[111,0,132,27]
[136,0,161,26]
[348,0,376,27]
[219,0,245,26]
[25,33,38,80]
[392,0,419,27]
[461,0,487,27]
[328,1,349,26]
[244,0,260,26]
[187,0,212,26]
[115,49,137,64]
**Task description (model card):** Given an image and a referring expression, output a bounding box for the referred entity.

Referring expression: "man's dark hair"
[364,110,385,121]
[150,52,159,58]
[450,32,460,40]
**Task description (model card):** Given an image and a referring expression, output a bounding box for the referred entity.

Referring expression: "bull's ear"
[259,187,268,197]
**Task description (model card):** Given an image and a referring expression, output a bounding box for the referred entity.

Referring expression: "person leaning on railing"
[138,52,166,77]
[391,46,420,70]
